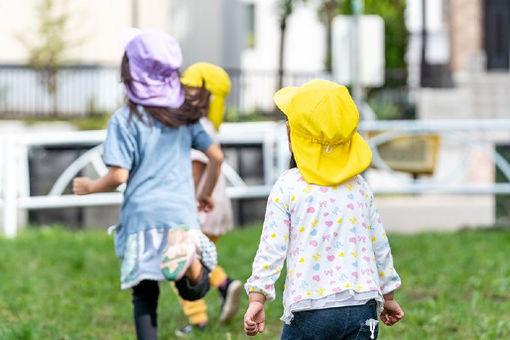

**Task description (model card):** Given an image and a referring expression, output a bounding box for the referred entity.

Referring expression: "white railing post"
[3,135,18,237]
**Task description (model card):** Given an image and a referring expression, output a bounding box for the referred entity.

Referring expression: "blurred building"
[0,0,333,116]
[407,0,510,119]
[399,0,510,230]
[0,0,171,65]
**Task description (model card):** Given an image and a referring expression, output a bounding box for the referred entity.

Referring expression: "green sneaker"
[161,227,196,281]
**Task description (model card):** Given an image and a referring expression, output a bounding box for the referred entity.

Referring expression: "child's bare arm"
[191,160,206,192]
[73,166,129,195]
[197,143,223,212]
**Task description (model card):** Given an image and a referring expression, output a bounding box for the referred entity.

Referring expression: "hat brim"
[274,86,298,115]
[291,131,372,186]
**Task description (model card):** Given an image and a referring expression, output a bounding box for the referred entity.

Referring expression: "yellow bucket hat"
[181,62,231,130]
[274,79,372,186]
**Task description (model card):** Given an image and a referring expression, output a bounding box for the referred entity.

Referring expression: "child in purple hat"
[73,29,222,340]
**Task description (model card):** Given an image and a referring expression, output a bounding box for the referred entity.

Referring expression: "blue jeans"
[281,300,379,340]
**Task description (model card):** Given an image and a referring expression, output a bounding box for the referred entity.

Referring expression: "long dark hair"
[121,53,210,128]
[289,153,297,168]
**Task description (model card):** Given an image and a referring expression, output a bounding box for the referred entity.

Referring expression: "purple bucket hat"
[123,29,184,108]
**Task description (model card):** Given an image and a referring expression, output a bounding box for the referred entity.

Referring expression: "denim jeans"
[281,300,379,340]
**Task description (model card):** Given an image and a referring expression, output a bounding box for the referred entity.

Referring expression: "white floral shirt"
[245,168,401,323]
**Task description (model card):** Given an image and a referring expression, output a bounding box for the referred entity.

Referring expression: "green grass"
[1,225,510,339]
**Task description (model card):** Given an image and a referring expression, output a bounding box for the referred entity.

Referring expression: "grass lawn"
[1,225,510,339]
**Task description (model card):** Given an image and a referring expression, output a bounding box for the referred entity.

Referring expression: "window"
[245,3,256,48]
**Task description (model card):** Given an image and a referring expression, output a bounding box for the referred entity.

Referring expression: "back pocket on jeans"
[355,319,379,340]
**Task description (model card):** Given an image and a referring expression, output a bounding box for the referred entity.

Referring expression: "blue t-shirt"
[103,106,212,259]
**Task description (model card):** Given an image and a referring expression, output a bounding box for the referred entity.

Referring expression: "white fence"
[0,121,289,237]
[3,119,510,237]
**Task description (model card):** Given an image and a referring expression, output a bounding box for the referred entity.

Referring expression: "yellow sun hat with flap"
[180,62,231,130]
[274,79,372,186]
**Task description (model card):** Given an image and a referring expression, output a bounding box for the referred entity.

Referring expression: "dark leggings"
[132,268,211,339]
[132,280,159,340]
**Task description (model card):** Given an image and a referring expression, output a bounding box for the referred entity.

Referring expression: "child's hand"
[73,177,92,195]
[380,299,404,326]
[244,301,265,336]
[197,195,214,212]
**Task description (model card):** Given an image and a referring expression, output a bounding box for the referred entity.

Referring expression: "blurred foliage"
[367,69,415,120]
[18,0,74,116]
[317,0,344,25]
[341,0,407,69]
[275,0,297,17]
[276,0,408,72]
[19,0,73,94]
[12,113,110,130]
[225,107,283,123]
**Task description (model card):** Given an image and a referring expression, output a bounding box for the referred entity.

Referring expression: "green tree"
[19,0,73,116]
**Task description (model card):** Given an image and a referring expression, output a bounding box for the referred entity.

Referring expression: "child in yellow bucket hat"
[173,63,242,337]
[275,79,372,186]
[181,62,231,130]
[244,80,404,339]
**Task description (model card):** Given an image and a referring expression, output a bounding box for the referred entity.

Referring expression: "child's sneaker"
[161,227,196,281]
[218,278,243,323]
[175,322,207,337]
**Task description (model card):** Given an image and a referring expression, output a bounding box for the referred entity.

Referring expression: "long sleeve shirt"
[245,168,401,323]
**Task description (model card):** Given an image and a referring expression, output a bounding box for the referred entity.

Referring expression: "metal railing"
[360,119,510,194]
[3,119,510,237]
[0,64,123,117]
[0,65,411,119]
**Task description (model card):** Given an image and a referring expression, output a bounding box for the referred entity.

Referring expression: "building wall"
[0,0,172,66]
[169,0,243,69]
[1,0,327,72]
[241,0,326,72]
[449,0,483,73]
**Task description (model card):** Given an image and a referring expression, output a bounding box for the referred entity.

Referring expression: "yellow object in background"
[181,62,231,130]
[368,133,441,176]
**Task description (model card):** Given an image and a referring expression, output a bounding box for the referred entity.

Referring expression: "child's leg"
[178,297,209,325]
[171,231,212,326]
[203,233,228,288]
[171,282,209,325]
[209,265,228,288]
[205,233,220,243]
[132,280,159,340]
[174,262,211,301]
[160,227,218,300]
[203,232,242,323]
[187,257,205,283]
